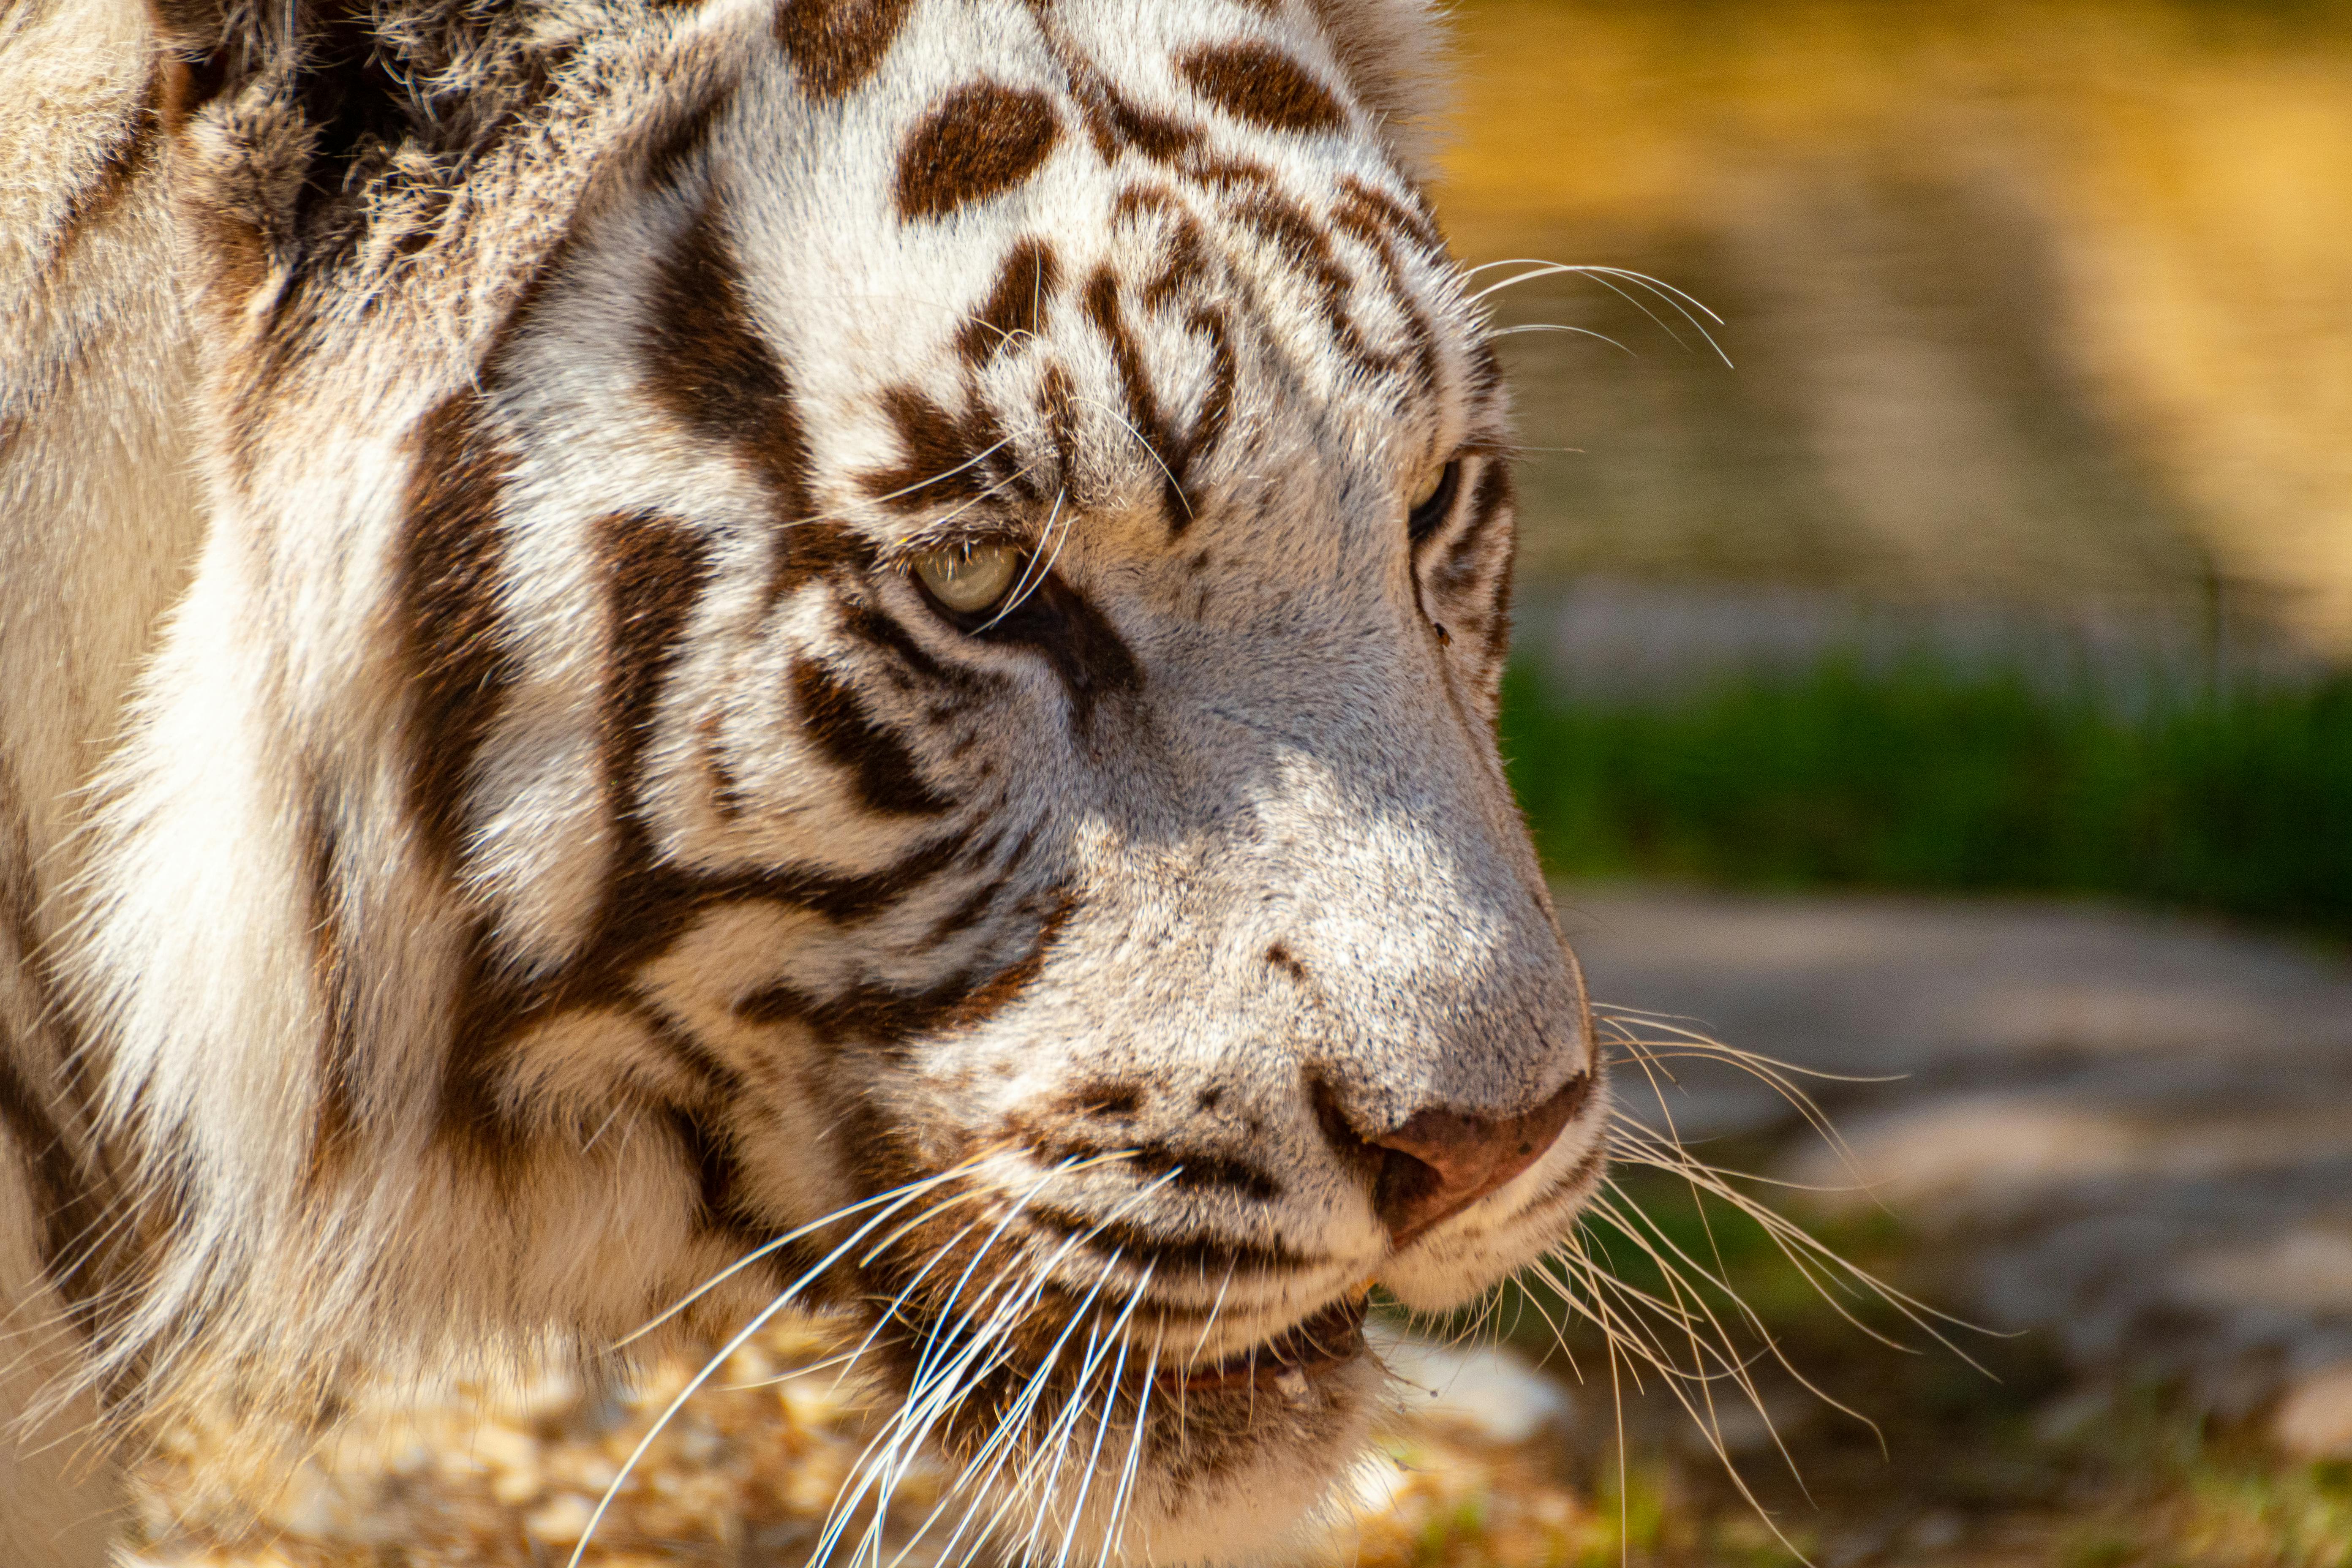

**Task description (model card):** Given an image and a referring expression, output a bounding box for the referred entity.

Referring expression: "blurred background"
[1451,0,2352,921]
[1427,2,2352,1563]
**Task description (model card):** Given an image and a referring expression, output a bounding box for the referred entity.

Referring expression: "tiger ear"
[144,0,452,284]
[1305,0,1455,183]
[148,0,422,138]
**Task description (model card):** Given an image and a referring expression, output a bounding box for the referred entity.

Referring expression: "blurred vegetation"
[1445,0,2352,654]
[1498,659,2352,934]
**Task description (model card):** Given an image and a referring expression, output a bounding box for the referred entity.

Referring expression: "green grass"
[1498,657,2352,932]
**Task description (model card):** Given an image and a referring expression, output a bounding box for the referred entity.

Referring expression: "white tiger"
[0,0,1606,1562]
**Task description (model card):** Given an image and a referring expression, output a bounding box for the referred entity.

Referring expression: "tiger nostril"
[1312,1072,1593,1248]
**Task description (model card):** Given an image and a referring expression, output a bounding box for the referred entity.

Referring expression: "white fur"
[0,2,1603,1563]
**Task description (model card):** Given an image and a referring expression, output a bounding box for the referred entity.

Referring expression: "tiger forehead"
[742,0,1485,536]
[599,0,1494,572]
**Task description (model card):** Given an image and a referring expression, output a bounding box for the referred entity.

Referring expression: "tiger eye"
[912,543,1023,615]
[1406,465,1448,512]
[1406,458,1463,542]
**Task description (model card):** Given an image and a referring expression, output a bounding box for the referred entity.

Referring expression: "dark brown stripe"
[969,569,1143,728]
[1333,187,1441,407]
[896,83,1062,223]
[435,823,977,1168]
[665,1104,768,1246]
[737,885,1073,1047]
[1081,269,1234,536]
[1070,75,1203,164]
[1018,1203,1309,1275]
[1180,305,1237,492]
[398,390,520,875]
[642,200,818,599]
[1081,269,1183,525]
[1230,190,1391,382]
[1040,362,1082,491]
[1183,154,1279,199]
[791,658,956,816]
[590,511,717,960]
[1336,173,1444,255]
[956,237,1061,369]
[837,598,1002,706]
[697,712,751,821]
[1441,459,1515,577]
[1141,210,1212,311]
[770,520,879,602]
[53,63,163,265]
[717,828,974,924]
[436,512,713,1172]
[639,1004,749,1099]
[1002,1121,1283,1203]
[776,0,915,98]
[596,512,714,824]
[860,386,1010,512]
[1179,43,1345,136]
[641,82,739,192]
[1466,334,1506,403]
[302,785,361,1187]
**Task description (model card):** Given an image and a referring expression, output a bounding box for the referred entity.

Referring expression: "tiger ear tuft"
[1303,0,1455,184]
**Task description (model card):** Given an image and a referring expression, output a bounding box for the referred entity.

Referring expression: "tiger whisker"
[1485,322,1634,354]
[1096,1327,1161,1568]
[842,1281,1038,1568]
[828,1149,1149,1404]
[856,433,1024,512]
[567,1175,983,1568]
[915,1180,1184,1567]
[1464,258,1726,326]
[1048,1262,1157,1568]
[619,1157,984,1349]
[976,488,1067,633]
[1597,1008,1882,1177]
[992,1245,1161,1568]
[824,1208,999,1403]
[1538,1241,1809,1549]
[1464,260,1731,366]
[1014,1318,1112,1568]
[716,1341,872,1391]
[847,1172,1181,1568]
[893,1156,1112,1408]
[929,1250,1137,1568]
[1064,389,1193,525]
[1606,1126,1979,1358]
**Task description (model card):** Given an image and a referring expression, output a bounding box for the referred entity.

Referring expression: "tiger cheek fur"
[3,0,1605,1561]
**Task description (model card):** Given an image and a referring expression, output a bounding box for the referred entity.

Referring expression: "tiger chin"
[0,0,1608,1562]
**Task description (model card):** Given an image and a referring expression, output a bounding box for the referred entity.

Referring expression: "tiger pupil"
[913,543,1024,615]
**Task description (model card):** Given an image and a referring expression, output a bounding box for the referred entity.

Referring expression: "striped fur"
[0,0,1601,1562]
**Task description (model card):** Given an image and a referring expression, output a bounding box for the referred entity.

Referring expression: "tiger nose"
[1314,1073,1595,1248]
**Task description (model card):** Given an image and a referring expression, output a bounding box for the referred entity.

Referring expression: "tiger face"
[77,0,1603,1557]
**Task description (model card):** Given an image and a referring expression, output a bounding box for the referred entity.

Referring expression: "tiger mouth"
[1157,1296,1369,1394]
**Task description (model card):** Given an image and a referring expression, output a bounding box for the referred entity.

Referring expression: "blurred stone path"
[1558,885,2352,1457]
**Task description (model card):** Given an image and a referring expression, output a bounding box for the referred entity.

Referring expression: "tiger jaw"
[810,1075,1609,1564]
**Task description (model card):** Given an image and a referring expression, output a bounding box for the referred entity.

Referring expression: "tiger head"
[87,0,1604,1556]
